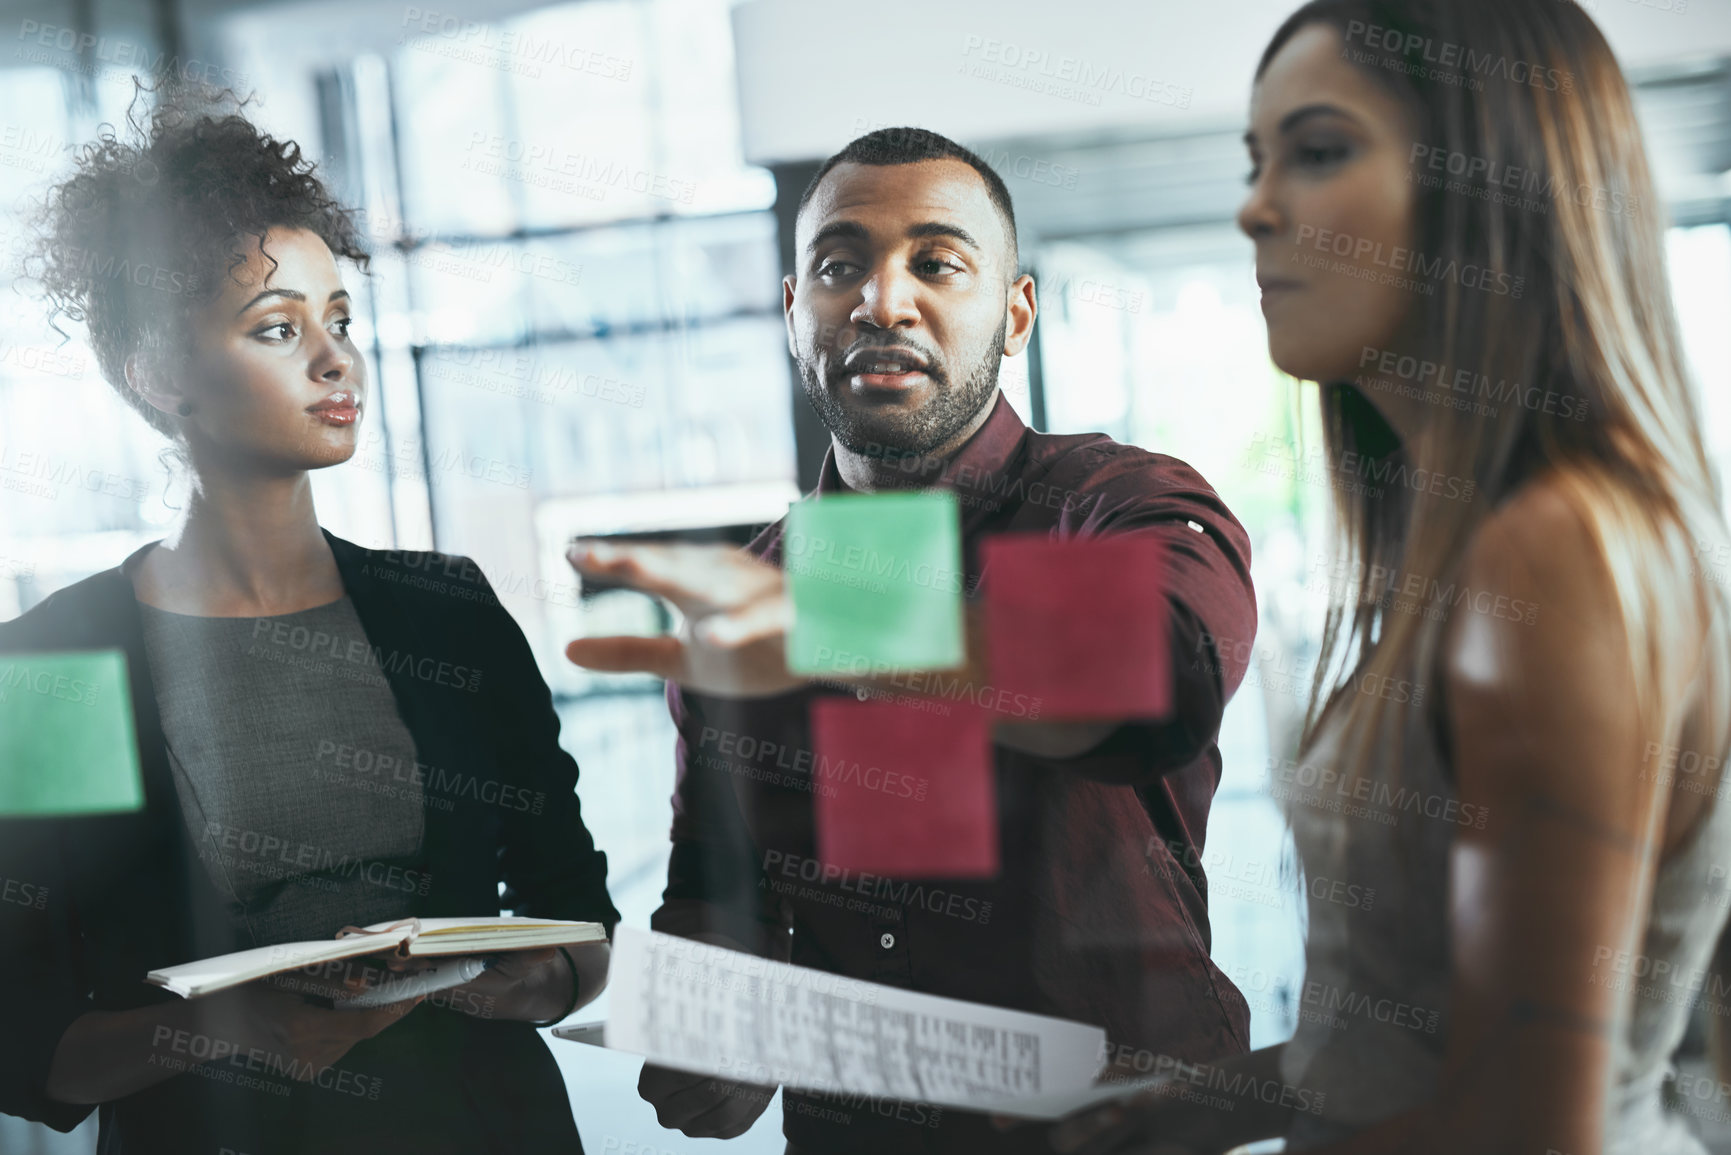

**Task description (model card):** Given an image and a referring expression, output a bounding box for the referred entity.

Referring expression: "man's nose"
[850,267,920,329]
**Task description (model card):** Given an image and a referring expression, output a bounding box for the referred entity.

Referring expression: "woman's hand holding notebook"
[146,916,607,999]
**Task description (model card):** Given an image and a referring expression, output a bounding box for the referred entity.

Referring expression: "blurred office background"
[5,0,1731,1150]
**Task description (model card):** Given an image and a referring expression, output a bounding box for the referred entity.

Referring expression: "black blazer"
[0,532,620,1155]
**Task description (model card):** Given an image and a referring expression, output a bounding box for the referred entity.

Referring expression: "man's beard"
[797,318,1007,460]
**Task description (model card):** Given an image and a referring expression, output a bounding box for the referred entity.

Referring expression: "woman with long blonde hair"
[1054,1,1731,1152]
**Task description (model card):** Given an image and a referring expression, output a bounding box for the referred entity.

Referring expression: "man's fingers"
[676,1091,769,1139]
[568,541,709,610]
[569,540,781,612]
[637,1063,712,1101]
[565,635,686,679]
[653,1074,737,1116]
[695,597,794,647]
[647,1074,738,1129]
[643,1071,772,1134]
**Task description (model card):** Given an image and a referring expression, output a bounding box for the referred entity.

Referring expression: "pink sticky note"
[811,699,997,879]
[981,534,1171,720]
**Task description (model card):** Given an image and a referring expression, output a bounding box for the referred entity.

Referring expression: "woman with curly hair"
[0,96,619,1154]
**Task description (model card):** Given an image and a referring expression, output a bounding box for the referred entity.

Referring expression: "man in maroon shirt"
[567,127,1256,1154]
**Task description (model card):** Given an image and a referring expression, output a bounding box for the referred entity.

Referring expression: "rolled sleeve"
[1043,449,1256,788]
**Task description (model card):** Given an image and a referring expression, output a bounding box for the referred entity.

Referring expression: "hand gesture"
[565,540,802,698]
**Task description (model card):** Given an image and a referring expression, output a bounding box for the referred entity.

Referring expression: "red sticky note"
[981,534,1171,720]
[811,699,997,879]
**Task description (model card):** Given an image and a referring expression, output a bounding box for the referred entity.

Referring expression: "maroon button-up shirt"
[653,395,1256,1152]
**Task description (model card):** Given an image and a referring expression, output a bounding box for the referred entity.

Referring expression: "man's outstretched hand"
[565,540,804,698]
[564,538,1116,757]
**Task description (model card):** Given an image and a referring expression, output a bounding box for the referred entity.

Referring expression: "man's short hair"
[796,127,1019,271]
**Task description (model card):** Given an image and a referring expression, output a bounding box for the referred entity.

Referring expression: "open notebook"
[147,916,606,999]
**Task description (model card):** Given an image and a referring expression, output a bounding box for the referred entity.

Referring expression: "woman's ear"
[124,352,189,418]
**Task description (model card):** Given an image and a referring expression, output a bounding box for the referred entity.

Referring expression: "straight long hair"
[1259,0,1731,1057]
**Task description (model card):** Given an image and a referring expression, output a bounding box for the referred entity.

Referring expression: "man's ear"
[783,274,799,359]
[1002,273,1037,358]
[123,352,185,419]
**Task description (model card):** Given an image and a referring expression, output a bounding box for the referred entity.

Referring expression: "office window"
[335,0,795,696]
[0,67,176,620]
[1668,223,1731,499]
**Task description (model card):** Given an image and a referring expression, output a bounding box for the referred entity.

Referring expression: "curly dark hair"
[31,90,369,437]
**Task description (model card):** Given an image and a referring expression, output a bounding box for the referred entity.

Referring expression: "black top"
[0,532,621,1155]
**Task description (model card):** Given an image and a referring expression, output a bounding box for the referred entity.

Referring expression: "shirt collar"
[813,393,1030,523]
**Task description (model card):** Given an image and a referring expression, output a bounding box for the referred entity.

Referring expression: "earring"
[177,401,193,417]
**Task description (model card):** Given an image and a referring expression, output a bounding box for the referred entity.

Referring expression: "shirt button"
[880,932,895,950]
[856,688,870,701]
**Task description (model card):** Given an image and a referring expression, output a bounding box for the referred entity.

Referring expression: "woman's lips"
[308,393,361,426]
[311,405,360,426]
[1258,280,1303,312]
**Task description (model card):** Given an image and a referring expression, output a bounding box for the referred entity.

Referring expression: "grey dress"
[1279,704,1731,1154]
[137,596,427,947]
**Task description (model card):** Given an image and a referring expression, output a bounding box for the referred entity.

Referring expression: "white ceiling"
[731,0,1731,165]
[10,0,1728,174]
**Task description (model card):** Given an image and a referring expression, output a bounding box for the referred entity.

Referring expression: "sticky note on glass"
[0,650,144,817]
[981,534,1171,720]
[812,699,997,879]
[785,492,965,676]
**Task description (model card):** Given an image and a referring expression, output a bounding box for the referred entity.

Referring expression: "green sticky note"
[0,650,144,817]
[785,492,965,675]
